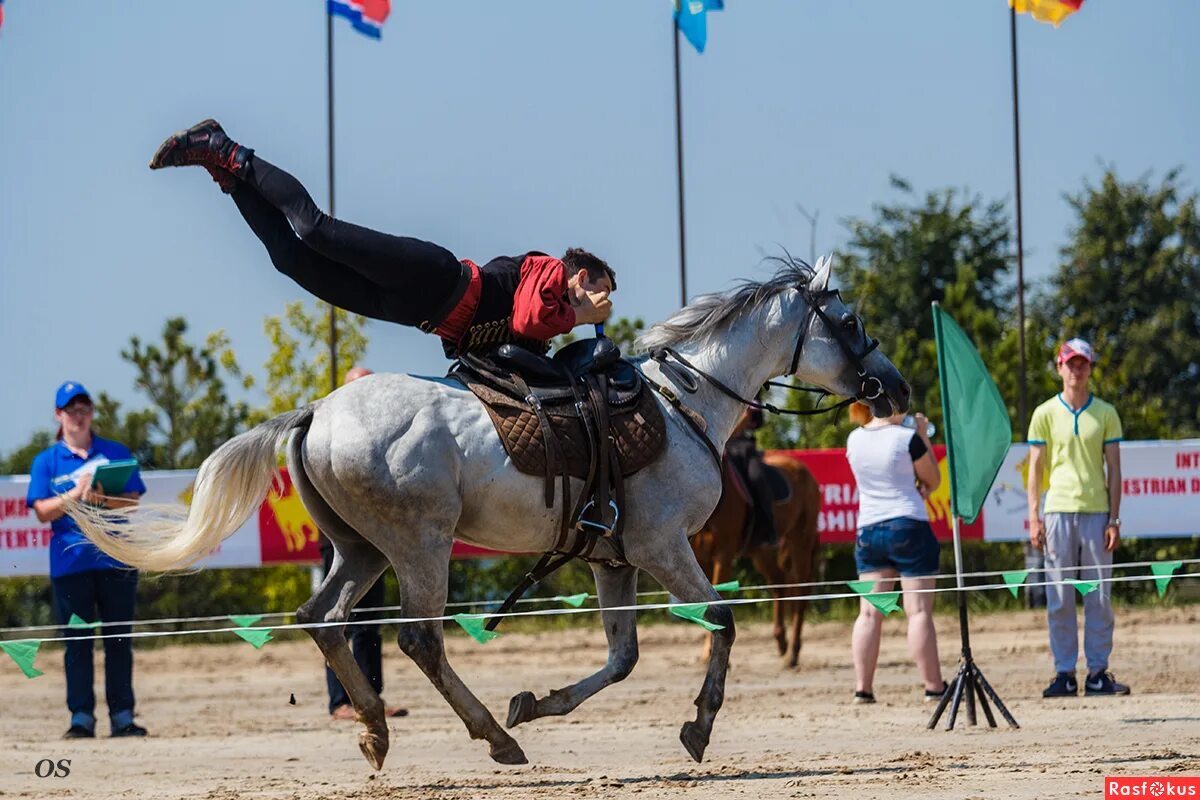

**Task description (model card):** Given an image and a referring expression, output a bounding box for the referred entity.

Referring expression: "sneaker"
[63,724,95,739]
[111,722,148,737]
[924,681,950,703]
[1084,671,1131,696]
[1042,672,1078,698]
[149,119,253,179]
[852,690,876,705]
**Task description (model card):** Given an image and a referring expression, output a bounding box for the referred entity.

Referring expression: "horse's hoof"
[775,635,788,656]
[785,655,799,670]
[489,736,528,765]
[679,720,709,763]
[506,691,538,729]
[358,729,389,771]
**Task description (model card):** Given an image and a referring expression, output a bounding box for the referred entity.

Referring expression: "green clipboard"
[92,459,139,494]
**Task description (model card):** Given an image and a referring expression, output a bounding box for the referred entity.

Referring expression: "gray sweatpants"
[1044,512,1114,674]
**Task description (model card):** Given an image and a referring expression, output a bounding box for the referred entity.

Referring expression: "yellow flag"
[1010,0,1084,27]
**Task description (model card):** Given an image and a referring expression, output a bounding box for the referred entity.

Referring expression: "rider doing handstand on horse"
[149,120,616,356]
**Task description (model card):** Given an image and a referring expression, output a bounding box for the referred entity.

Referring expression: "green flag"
[932,304,1013,523]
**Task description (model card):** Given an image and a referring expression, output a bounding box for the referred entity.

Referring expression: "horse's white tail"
[66,406,315,572]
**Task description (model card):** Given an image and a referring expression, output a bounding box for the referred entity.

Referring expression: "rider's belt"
[424,259,480,342]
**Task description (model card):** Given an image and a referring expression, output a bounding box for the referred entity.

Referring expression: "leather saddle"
[449,338,667,552]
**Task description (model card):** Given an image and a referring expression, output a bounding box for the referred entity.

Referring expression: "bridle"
[646,283,885,420]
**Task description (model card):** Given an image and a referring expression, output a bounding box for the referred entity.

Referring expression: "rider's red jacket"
[435,252,575,357]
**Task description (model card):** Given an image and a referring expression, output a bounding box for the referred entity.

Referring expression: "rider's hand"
[575,290,613,325]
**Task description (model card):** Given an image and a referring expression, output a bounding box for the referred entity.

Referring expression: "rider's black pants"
[230,155,468,326]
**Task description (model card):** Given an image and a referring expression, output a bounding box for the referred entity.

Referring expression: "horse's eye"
[841,316,858,332]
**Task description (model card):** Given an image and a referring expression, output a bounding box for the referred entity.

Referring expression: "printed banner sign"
[3,439,1197,576]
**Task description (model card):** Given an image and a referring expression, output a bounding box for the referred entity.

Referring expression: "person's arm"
[511,255,577,340]
[1026,445,1046,550]
[1104,441,1122,552]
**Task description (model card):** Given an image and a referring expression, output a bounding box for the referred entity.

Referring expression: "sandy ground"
[1,606,1198,800]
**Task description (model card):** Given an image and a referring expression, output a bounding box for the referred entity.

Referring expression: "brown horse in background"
[691,452,822,668]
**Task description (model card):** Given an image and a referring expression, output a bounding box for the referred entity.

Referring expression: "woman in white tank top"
[844,402,946,705]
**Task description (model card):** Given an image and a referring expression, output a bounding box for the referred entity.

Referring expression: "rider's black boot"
[149,119,253,193]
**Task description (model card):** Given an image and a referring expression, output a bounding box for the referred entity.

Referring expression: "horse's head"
[779,255,910,417]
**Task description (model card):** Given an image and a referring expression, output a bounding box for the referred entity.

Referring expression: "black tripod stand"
[927,518,1020,731]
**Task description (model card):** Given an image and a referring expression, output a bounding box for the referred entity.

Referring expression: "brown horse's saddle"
[449,339,667,547]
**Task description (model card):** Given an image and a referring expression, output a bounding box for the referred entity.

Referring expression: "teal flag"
[675,0,724,54]
[932,304,1012,524]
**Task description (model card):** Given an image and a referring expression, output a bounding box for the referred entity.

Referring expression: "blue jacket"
[26,437,147,578]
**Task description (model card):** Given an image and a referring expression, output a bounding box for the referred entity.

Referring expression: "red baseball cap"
[1057,338,1094,365]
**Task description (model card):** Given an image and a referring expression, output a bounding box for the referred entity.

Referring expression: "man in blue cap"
[27,382,149,738]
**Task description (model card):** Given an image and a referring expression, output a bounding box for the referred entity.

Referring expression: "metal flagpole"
[672,17,688,308]
[1010,5,1028,432]
[315,7,338,596]
[326,7,339,396]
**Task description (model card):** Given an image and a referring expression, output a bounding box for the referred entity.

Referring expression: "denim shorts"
[855,517,941,577]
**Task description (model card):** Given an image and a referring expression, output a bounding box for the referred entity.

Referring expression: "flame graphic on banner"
[264,481,318,553]
[924,456,953,522]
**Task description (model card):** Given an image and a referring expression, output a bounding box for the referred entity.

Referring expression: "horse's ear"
[808,255,833,292]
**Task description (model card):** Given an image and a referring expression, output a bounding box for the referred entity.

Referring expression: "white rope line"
[1,556,1195,635]
[2,569,1195,647]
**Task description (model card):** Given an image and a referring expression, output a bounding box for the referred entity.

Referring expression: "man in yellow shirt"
[1026,338,1128,698]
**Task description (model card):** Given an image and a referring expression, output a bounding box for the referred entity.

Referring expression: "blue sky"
[1,1,1197,454]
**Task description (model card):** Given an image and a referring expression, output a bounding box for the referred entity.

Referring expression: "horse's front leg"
[634,530,735,763]
[507,563,639,727]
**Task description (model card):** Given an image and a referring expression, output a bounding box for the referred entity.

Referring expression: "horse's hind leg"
[295,540,391,769]
[507,563,639,727]
[634,530,734,764]
[388,535,528,765]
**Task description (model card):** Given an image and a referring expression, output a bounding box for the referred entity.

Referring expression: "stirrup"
[576,499,620,537]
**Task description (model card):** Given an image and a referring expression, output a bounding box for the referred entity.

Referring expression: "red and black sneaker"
[149,119,253,182]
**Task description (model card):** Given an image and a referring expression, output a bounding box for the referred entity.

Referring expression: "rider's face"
[568,269,613,301]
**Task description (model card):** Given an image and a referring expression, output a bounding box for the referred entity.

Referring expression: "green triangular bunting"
[669,603,725,631]
[1150,561,1183,597]
[847,580,875,596]
[1069,579,1099,597]
[1,640,45,678]
[452,614,500,643]
[68,613,101,630]
[555,593,589,608]
[1002,570,1029,598]
[228,614,264,628]
[713,580,740,593]
[232,628,274,649]
[847,581,902,615]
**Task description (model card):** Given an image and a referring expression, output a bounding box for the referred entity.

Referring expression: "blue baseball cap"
[55,381,92,409]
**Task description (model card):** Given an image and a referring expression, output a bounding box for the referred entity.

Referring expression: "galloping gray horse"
[70,256,908,769]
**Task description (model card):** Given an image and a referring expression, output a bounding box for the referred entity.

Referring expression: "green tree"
[762,178,1018,449]
[95,318,255,469]
[260,301,369,418]
[1039,168,1200,438]
[0,430,55,475]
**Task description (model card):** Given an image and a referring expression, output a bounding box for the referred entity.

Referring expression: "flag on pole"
[932,304,1012,524]
[675,0,724,54]
[1009,0,1084,27]
[328,0,391,39]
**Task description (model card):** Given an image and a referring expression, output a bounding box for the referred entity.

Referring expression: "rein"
[638,281,888,477]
